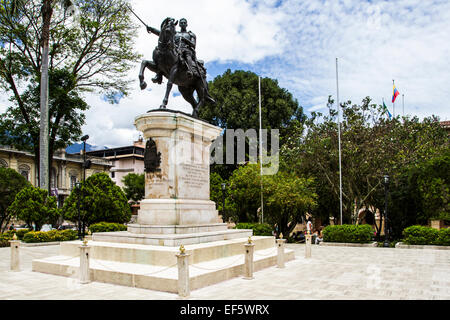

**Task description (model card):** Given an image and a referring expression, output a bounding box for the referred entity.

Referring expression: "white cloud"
[267,0,450,121]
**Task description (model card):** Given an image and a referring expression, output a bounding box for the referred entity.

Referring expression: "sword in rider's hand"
[126,4,149,29]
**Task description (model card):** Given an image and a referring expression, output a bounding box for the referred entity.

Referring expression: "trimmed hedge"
[323,224,373,244]
[403,225,450,246]
[88,222,127,233]
[22,230,78,243]
[0,229,33,247]
[234,223,273,236]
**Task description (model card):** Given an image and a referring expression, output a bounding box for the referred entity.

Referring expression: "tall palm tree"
[39,0,73,193]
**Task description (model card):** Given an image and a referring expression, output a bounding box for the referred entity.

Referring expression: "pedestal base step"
[127,222,228,235]
[92,229,253,246]
[32,246,295,293]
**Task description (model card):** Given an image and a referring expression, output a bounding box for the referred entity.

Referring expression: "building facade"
[85,139,145,188]
[0,145,112,207]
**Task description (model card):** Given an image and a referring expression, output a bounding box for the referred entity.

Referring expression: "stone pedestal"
[132,111,224,231]
[79,244,91,284]
[244,242,255,280]
[9,240,20,272]
[276,238,287,268]
[305,234,312,258]
[176,251,190,297]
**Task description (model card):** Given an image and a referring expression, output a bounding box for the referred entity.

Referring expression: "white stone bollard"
[244,237,255,280]
[79,240,91,284]
[276,238,287,268]
[9,237,20,272]
[176,245,190,297]
[305,234,312,258]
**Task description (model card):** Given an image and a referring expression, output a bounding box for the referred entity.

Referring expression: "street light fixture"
[383,174,390,248]
[221,183,226,222]
[81,135,90,182]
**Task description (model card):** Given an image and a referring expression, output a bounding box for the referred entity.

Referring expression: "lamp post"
[80,135,90,239]
[221,183,226,222]
[75,182,82,240]
[383,174,390,248]
[81,135,89,182]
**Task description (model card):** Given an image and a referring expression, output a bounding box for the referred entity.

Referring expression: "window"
[111,171,115,178]
[69,170,79,190]
[51,168,57,188]
[70,175,77,189]
[0,159,8,168]
[18,164,31,181]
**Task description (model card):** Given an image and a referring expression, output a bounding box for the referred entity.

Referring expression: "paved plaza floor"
[1,243,449,300]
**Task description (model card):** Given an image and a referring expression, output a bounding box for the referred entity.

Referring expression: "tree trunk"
[39,0,53,194]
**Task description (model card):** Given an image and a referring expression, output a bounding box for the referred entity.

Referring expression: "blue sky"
[1,0,449,148]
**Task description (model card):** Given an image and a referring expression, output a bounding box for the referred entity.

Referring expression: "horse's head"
[160,17,177,37]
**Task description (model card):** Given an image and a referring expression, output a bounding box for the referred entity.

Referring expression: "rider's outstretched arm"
[147,26,160,36]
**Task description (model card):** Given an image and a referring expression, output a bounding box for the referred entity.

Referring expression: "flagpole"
[258,76,264,224]
[336,58,343,225]
[402,94,405,118]
[392,80,395,118]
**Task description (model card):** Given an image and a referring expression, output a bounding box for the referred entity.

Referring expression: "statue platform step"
[32,237,295,293]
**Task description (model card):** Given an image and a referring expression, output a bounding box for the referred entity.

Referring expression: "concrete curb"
[319,242,378,247]
[395,242,450,250]
[20,241,61,247]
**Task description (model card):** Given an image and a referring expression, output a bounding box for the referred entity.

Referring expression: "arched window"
[18,164,31,181]
[0,159,8,168]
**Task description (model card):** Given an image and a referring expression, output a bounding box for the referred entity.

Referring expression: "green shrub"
[22,229,77,243]
[234,223,273,236]
[435,228,450,246]
[322,224,373,243]
[403,225,450,246]
[89,222,127,233]
[0,233,12,247]
[14,229,32,240]
[402,225,439,245]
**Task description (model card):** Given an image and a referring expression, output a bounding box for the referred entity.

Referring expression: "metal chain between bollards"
[19,246,80,261]
[254,247,278,257]
[90,258,178,276]
[190,254,244,271]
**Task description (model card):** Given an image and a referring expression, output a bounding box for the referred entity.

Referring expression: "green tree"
[7,186,60,231]
[227,162,317,235]
[200,69,306,179]
[415,151,450,221]
[282,95,449,239]
[228,163,261,222]
[0,167,30,232]
[122,173,145,203]
[62,172,131,226]
[0,0,141,187]
[263,171,317,238]
[209,172,234,221]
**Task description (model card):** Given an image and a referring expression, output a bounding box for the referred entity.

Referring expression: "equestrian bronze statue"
[132,12,215,118]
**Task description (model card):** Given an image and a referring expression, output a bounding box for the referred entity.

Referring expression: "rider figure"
[174,18,199,79]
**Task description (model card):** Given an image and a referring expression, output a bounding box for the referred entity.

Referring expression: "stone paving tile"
[1,244,450,300]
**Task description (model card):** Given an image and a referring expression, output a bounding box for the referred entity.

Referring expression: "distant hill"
[66,143,108,154]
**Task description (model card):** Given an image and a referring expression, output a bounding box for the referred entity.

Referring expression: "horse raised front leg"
[139,60,149,90]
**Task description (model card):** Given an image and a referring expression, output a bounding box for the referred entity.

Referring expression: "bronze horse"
[138,17,215,118]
